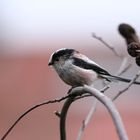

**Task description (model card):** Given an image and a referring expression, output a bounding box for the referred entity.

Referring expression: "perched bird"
[48,48,140,87]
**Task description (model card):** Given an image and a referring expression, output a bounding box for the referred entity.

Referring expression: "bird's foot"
[67,86,77,94]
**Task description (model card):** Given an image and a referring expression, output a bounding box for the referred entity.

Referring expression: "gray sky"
[1,0,140,50]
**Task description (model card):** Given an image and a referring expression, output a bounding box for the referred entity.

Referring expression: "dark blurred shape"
[136,55,140,66]
[118,23,136,38]
[127,42,140,57]
[118,23,139,44]
[118,23,140,66]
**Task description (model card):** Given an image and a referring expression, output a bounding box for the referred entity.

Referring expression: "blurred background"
[0,0,140,140]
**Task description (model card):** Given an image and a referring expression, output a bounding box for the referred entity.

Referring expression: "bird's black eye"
[55,58,59,61]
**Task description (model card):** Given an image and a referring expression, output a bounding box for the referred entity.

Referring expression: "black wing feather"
[72,57,111,76]
[72,57,140,85]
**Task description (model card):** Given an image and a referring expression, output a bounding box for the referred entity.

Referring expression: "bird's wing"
[72,57,111,76]
[72,55,140,85]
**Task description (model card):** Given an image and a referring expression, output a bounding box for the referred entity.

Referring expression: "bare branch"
[92,33,121,57]
[113,70,140,101]
[60,95,76,140]
[1,94,71,140]
[60,86,129,140]
[76,100,97,140]
[60,91,91,140]
[54,111,61,117]
[116,57,132,76]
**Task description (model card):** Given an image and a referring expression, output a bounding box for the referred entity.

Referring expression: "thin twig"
[1,94,71,140]
[76,100,97,140]
[54,111,61,117]
[100,84,110,93]
[92,33,132,73]
[74,94,91,101]
[113,70,140,101]
[76,84,111,140]
[116,57,132,76]
[92,33,121,57]
[60,86,129,140]
[117,63,132,76]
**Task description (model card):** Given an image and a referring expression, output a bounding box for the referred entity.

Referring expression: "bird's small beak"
[48,61,53,66]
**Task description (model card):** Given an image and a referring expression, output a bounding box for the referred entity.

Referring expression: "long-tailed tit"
[48,48,140,87]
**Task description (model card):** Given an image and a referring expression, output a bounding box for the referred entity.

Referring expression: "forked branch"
[60,86,129,140]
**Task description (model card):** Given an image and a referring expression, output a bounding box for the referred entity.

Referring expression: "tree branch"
[60,95,76,140]
[116,57,132,76]
[60,86,129,140]
[113,70,140,101]
[76,100,97,140]
[1,94,71,140]
[92,33,121,57]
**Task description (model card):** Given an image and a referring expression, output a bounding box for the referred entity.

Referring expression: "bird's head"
[48,48,77,66]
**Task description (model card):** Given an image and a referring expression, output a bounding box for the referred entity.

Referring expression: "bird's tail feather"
[102,75,140,85]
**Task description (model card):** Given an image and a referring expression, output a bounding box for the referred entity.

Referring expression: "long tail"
[101,75,140,85]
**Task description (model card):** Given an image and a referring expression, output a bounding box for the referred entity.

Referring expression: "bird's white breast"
[54,59,98,86]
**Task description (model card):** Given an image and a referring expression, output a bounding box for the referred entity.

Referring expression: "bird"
[48,48,140,88]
